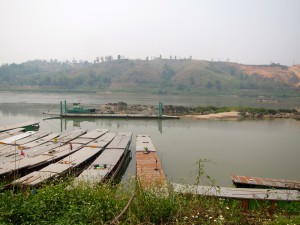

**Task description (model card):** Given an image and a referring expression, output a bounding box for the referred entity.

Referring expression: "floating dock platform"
[43,112,179,119]
[173,183,300,201]
[136,135,167,189]
[173,183,300,211]
[231,175,300,191]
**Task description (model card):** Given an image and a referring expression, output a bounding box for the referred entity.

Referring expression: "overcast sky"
[0,0,299,65]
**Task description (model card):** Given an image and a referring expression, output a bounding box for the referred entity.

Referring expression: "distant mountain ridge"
[0,59,299,96]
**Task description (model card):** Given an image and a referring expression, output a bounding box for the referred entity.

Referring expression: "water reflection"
[1,92,300,108]
[1,95,300,187]
[48,117,165,134]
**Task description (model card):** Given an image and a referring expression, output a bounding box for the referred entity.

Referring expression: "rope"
[110,192,136,225]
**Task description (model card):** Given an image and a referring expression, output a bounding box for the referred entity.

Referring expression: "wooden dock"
[0,121,40,132]
[173,183,300,211]
[231,175,300,191]
[136,135,167,189]
[173,183,300,201]
[43,112,179,119]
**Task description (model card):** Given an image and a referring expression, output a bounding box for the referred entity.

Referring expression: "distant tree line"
[0,59,298,95]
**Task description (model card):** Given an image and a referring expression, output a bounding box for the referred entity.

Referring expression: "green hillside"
[0,59,299,96]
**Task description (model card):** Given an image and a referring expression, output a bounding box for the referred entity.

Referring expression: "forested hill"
[0,59,300,96]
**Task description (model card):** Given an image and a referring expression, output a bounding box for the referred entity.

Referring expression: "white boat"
[0,129,87,178]
[76,132,132,184]
[13,130,114,186]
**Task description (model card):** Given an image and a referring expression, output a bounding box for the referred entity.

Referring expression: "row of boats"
[0,128,132,187]
[0,125,299,203]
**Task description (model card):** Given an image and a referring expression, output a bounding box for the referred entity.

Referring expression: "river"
[0,91,299,187]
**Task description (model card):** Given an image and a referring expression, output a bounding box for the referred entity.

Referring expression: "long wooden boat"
[75,132,132,184]
[0,131,37,144]
[0,129,86,162]
[0,121,40,132]
[0,133,61,165]
[14,131,51,145]
[0,128,25,140]
[0,132,52,154]
[136,134,167,189]
[0,129,87,179]
[231,175,300,191]
[22,133,60,148]
[13,130,114,187]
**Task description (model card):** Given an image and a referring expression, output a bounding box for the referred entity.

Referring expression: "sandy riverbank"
[181,111,240,120]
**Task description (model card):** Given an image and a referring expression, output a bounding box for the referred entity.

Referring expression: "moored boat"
[76,132,132,184]
[0,129,87,179]
[13,129,114,187]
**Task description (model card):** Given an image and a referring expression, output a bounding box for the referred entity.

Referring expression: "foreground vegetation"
[0,178,299,224]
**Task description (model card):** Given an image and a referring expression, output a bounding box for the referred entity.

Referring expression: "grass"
[0,178,299,225]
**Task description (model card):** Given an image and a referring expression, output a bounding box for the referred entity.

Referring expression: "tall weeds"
[0,176,299,224]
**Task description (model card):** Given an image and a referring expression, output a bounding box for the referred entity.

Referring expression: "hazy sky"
[0,0,299,65]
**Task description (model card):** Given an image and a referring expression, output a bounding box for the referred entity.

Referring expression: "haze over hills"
[0,59,299,96]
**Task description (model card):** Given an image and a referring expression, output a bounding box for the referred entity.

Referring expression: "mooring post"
[60,101,63,116]
[64,100,67,114]
[158,102,163,118]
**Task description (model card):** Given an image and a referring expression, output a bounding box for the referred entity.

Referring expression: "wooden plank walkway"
[232,175,300,191]
[0,121,40,132]
[136,135,167,189]
[173,183,300,201]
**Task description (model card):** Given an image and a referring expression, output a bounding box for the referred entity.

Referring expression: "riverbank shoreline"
[181,111,300,120]
[45,101,300,120]
[181,111,240,120]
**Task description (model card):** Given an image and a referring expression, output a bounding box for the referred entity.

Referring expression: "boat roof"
[13,146,103,186]
[106,132,132,149]
[23,133,60,148]
[0,131,37,144]
[136,134,156,152]
[77,149,125,183]
[0,128,25,140]
[87,132,117,148]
